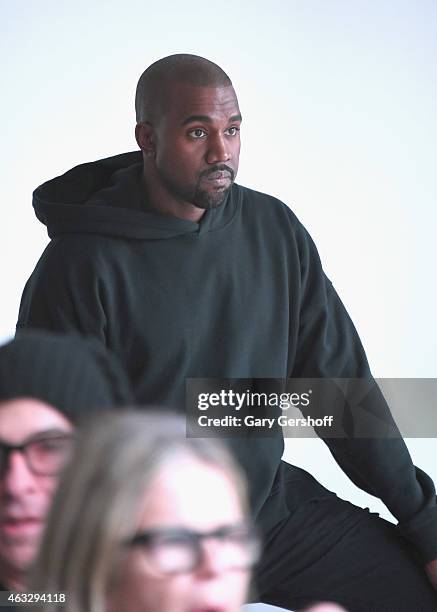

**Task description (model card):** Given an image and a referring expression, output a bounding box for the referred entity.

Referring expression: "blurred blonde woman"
[30,411,260,612]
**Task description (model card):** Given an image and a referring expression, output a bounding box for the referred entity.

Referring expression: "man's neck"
[141,169,205,223]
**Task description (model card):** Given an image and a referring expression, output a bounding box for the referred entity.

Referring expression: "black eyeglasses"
[126,522,261,576]
[0,433,75,477]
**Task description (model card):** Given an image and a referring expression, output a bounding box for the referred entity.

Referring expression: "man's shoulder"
[50,232,122,253]
[34,233,123,274]
[235,183,304,234]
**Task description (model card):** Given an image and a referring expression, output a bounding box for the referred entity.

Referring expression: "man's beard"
[192,165,235,210]
[159,165,235,211]
[192,183,232,210]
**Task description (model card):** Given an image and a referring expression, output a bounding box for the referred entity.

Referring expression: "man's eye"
[189,128,206,139]
[226,127,240,136]
[33,438,71,453]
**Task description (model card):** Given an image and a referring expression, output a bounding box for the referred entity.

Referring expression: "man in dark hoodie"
[0,330,132,597]
[16,54,437,610]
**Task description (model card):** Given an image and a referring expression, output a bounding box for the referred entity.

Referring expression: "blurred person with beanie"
[0,329,133,593]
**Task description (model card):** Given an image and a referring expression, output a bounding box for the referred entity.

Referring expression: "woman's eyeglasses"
[126,522,261,575]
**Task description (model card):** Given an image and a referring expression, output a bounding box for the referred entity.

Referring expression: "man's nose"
[206,133,231,164]
[2,451,36,497]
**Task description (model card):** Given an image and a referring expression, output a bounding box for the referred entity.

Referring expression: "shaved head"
[135,54,233,123]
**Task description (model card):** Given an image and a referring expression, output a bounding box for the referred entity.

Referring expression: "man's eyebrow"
[0,429,72,447]
[181,113,243,126]
[27,429,73,442]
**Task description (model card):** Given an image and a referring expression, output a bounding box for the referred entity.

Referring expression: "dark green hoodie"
[17,151,437,561]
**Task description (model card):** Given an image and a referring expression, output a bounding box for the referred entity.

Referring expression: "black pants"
[254,465,437,612]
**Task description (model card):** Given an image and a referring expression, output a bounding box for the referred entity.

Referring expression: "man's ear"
[135,122,155,157]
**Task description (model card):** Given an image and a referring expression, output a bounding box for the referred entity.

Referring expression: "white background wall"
[3,2,437,608]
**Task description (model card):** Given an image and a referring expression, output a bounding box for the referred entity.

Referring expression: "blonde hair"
[31,410,248,612]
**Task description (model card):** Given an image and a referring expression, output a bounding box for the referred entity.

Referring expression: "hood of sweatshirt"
[33,151,240,240]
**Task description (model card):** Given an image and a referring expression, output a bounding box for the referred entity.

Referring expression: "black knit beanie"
[0,330,134,423]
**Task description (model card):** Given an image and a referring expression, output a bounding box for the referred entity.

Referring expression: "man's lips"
[202,171,232,187]
[0,517,44,537]
[205,171,231,180]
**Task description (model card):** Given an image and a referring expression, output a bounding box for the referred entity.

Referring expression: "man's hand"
[425,559,437,590]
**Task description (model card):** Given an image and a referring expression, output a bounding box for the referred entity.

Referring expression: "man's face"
[0,398,74,582]
[151,83,241,210]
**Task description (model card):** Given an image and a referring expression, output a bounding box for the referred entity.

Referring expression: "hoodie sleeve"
[290,220,437,563]
[17,237,108,342]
